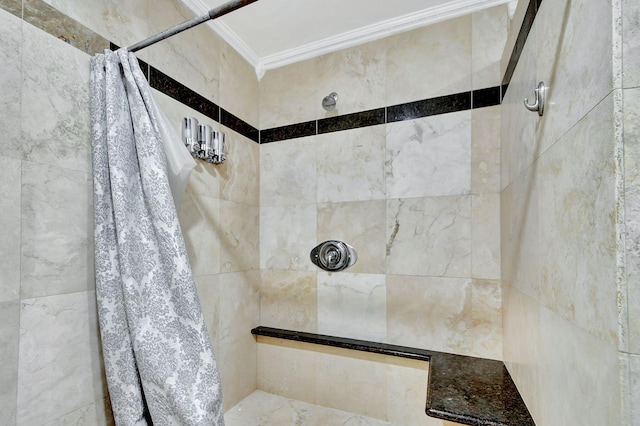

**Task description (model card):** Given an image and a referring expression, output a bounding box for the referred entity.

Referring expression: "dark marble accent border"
[260,121,316,144]
[0,0,22,19]
[253,326,535,426]
[472,86,502,109]
[387,92,471,123]
[502,0,543,90]
[221,108,259,143]
[317,108,385,134]
[149,67,220,122]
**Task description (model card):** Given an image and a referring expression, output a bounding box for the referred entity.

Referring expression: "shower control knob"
[310,240,357,272]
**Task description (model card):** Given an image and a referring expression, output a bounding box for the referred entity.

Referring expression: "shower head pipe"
[127,0,259,53]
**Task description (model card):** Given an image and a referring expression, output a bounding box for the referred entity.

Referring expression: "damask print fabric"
[90,49,224,426]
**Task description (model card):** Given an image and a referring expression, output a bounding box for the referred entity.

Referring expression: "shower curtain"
[90,49,224,425]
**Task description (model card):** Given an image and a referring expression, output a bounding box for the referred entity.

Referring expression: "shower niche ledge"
[252,326,535,426]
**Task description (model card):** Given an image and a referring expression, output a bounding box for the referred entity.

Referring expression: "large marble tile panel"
[0,0,21,17]
[386,275,472,356]
[260,136,316,206]
[536,0,614,154]
[21,21,92,173]
[317,200,386,274]
[256,340,316,405]
[260,204,316,271]
[630,353,640,426]
[538,305,621,426]
[317,272,386,342]
[315,39,386,118]
[43,398,114,426]
[43,0,149,48]
[220,41,259,128]
[471,194,501,280]
[0,301,20,425]
[386,358,440,425]
[177,192,221,277]
[315,350,387,420]
[623,0,640,88]
[259,270,317,332]
[145,0,221,108]
[152,89,223,201]
[386,196,471,277]
[17,291,105,425]
[386,15,472,106]
[0,156,21,302]
[260,59,318,128]
[220,200,259,273]
[471,106,501,195]
[471,4,508,90]
[0,8,22,161]
[218,271,259,411]
[470,279,502,360]
[386,111,471,199]
[194,275,221,357]
[538,92,618,345]
[219,129,259,206]
[317,125,385,203]
[21,162,93,299]
[624,87,640,353]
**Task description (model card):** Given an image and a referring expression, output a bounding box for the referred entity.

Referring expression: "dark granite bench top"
[251,326,535,426]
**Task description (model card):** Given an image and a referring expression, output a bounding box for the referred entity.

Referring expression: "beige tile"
[257,341,316,404]
[471,106,501,195]
[470,279,502,360]
[471,194,501,280]
[630,353,640,425]
[194,275,221,357]
[387,362,442,425]
[0,8,21,161]
[219,128,259,206]
[317,200,386,274]
[317,125,386,203]
[386,15,472,105]
[220,41,260,128]
[0,156,21,303]
[472,4,509,90]
[0,301,19,424]
[220,200,259,273]
[177,192,221,277]
[623,0,640,88]
[259,270,317,333]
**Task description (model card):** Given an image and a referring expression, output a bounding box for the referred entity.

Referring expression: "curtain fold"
[90,49,224,426]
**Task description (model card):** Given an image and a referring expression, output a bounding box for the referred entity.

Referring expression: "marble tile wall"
[500,0,636,424]
[258,5,507,365]
[0,0,261,422]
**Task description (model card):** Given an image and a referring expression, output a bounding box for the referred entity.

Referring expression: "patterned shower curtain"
[90,49,224,425]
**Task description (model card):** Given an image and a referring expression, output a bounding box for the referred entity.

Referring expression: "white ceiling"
[180,0,514,77]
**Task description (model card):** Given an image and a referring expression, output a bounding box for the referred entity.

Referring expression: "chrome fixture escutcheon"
[524,81,546,116]
[310,240,357,272]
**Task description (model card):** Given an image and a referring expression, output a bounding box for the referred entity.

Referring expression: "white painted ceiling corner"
[180,0,513,79]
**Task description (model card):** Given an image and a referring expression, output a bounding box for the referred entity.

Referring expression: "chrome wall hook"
[524,81,546,116]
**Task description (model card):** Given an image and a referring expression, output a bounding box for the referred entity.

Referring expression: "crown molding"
[180,0,511,79]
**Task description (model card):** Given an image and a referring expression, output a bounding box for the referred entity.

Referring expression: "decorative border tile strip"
[502,0,543,89]
[318,108,386,134]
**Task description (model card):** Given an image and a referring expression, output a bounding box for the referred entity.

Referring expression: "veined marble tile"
[471,194,501,280]
[0,7,22,161]
[623,0,640,88]
[630,353,640,425]
[219,128,259,206]
[470,279,502,360]
[0,0,21,18]
[21,21,92,173]
[317,200,386,274]
[220,41,260,129]
[194,275,221,357]
[386,111,471,199]
[624,87,640,353]
[0,301,20,425]
[259,270,317,333]
[145,0,221,109]
[177,192,221,277]
[536,0,614,154]
[220,200,259,273]
[317,125,386,203]
[21,162,93,299]
[43,398,114,426]
[386,196,471,277]
[386,14,472,106]
[260,204,317,271]
[471,4,508,90]
[471,106,501,195]
[315,39,386,118]
[385,359,441,426]
[218,271,259,411]
[538,92,618,346]
[538,305,621,426]
[260,59,318,129]
[386,275,473,356]
[260,136,316,207]
[317,272,386,342]
[0,156,21,303]
[257,340,316,405]
[17,291,105,425]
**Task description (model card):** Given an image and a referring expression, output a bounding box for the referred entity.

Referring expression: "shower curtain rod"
[127,0,259,53]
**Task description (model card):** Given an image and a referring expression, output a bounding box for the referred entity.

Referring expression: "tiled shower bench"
[252,326,535,426]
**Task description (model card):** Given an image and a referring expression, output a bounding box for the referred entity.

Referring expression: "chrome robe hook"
[524,81,546,116]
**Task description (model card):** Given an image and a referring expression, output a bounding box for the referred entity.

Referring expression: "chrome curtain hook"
[524,81,546,116]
